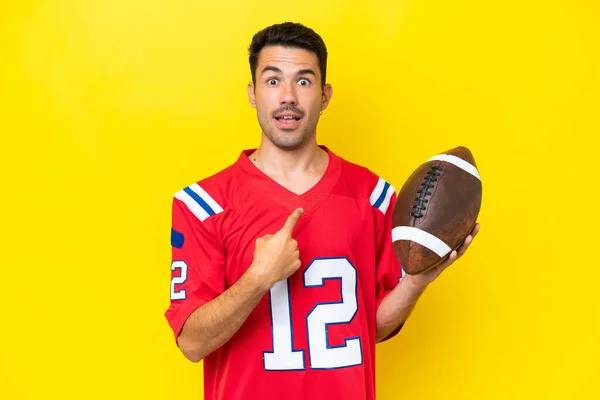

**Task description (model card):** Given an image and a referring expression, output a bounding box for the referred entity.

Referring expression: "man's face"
[248,45,332,150]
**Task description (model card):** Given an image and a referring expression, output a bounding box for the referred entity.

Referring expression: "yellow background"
[1,0,598,399]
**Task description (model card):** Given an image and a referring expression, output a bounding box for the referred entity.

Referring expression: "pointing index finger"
[282,208,303,235]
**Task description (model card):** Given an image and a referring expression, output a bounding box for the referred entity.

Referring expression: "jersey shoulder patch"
[369,176,396,215]
[174,182,224,222]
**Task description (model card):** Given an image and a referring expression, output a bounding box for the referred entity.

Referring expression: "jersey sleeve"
[370,176,405,341]
[164,184,226,344]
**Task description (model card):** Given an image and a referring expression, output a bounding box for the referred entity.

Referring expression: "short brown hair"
[248,22,328,89]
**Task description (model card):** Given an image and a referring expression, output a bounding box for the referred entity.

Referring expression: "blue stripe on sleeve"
[373,181,390,209]
[183,186,215,216]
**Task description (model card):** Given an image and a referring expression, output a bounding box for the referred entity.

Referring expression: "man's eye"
[298,79,310,86]
[267,79,278,85]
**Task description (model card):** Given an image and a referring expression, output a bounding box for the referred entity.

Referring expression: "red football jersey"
[165,146,404,400]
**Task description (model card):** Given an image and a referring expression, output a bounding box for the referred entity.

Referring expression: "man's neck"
[248,138,329,178]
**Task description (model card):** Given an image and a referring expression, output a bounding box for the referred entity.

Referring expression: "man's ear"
[321,83,333,111]
[247,82,256,108]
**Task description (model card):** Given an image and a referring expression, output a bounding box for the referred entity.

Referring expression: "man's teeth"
[279,116,297,120]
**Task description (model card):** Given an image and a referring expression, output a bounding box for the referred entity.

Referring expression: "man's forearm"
[177,267,270,362]
[376,276,427,342]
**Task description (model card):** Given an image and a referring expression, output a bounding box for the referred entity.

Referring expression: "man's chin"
[269,134,306,151]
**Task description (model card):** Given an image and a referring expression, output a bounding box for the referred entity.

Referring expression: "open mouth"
[274,115,302,121]
[274,113,302,130]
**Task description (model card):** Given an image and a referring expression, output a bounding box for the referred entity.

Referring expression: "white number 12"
[263,257,362,371]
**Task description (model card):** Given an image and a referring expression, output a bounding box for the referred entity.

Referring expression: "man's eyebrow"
[261,66,282,75]
[260,66,317,77]
[297,69,316,77]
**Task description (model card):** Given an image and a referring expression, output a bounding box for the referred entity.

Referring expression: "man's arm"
[177,266,270,362]
[376,223,480,342]
[375,274,427,342]
[177,208,304,362]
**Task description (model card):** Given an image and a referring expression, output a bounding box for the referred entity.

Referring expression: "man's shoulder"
[172,158,242,221]
[335,152,396,214]
[338,155,378,181]
[335,152,393,190]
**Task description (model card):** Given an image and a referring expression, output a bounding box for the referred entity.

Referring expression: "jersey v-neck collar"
[235,145,342,215]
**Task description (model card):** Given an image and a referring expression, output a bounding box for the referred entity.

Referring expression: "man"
[165,22,479,400]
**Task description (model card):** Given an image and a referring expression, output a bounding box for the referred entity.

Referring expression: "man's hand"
[376,223,480,341]
[403,223,481,292]
[249,208,304,290]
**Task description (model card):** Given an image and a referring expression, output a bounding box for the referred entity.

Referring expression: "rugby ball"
[392,147,482,275]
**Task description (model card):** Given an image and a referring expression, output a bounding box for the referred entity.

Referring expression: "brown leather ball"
[393,147,482,275]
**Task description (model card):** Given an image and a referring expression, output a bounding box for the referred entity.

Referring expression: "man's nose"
[280,83,298,105]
